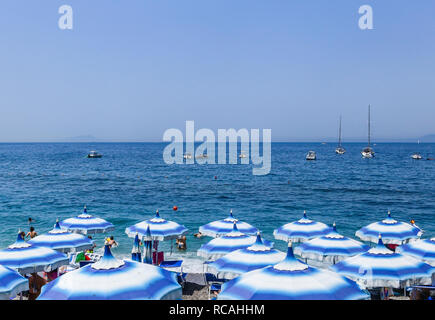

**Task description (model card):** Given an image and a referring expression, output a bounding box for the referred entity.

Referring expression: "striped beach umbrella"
[217,243,369,300]
[197,222,273,260]
[208,232,285,279]
[199,210,258,237]
[37,244,182,300]
[125,210,188,241]
[0,232,69,274]
[131,234,142,262]
[59,206,115,235]
[294,223,370,266]
[330,235,435,289]
[0,265,28,300]
[355,211,422,245]
[273,211,331,243]
[396,238,435,267]
[28,220,94,253]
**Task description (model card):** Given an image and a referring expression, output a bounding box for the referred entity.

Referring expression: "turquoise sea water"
[0,142,434,262]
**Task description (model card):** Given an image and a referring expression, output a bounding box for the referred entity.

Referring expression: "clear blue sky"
[0,1,434,142]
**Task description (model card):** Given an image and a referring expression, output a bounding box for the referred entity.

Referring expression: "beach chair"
[202,261,226,300]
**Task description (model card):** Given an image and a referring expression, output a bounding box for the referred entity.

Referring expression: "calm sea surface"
[0,142,434,262]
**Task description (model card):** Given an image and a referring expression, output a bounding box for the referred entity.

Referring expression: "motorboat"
[411,153,422,160]
[183,153,192,160]
[306,151,316,161]
[87,151,102,158]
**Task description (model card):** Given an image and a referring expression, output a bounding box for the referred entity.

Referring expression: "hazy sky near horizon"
[0,1,434,142]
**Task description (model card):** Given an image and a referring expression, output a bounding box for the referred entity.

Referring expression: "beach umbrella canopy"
[197,222,273,260]
[330,235,435,289]
[28,220,94,253]
[273,211,331,243]
[125,210,188,241]
[37,244,182,300]
[59,206,115,235]
[208,232,285,279]
[294,223,370,266]
[396,238,435,267]
[355,211,422,245]
[199,210,258,237]
[0,265,29,300]
[0,232,69,274]
[217,244,369,300]
[131,234,142,262]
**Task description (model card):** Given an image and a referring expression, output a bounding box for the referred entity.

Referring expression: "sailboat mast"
[338,116,342,147]
[368,105,371,147]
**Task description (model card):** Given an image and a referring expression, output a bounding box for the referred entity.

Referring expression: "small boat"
[196,154,208,159]
[306,151,316,161]
[183,153,192,160]
[361,105,375,158]
[335,115,346,155]
[87,151,102,158]
[411,153,422,160]
[239,152,247,159]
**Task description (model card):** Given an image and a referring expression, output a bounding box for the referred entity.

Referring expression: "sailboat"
[335,116,346,155]
[361,105,375,158]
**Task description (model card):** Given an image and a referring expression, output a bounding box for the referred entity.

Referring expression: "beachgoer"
[176,235,187,250]
[28,273,46,300]
[26,226,37,239]
[107,236,118,248]
[86,236,97,253]
[193,232,203,238]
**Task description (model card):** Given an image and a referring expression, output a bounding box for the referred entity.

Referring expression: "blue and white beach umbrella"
[131,234,142,262]
[38,244,182,300]
[0,232,69,274]
[330,235,435,289]
[273,211,331,243]
[199,210,258,237]
[294,223,370,266]
[28,220,94,253]
[208,233,285,279]
[355,211,422,245]
[59,206,115,235]
[198,223,273,260]
[396,238,435,267]
[125,210,188,241]
[217,243,369,300]
[0,265,28,300]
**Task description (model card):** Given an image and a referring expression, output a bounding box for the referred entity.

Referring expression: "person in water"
[176,235,187,250]
[193,232,204,238]
[26,227,37,239]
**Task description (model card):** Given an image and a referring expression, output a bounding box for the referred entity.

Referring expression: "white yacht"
[306,151,316,161]
[361,105,375,158]
[411,153,422,160]
[183,153,192,160]
[335,115,346,155]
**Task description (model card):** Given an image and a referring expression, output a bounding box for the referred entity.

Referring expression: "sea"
[0,142,434,270]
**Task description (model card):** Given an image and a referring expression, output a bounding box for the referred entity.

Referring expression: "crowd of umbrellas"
[0,206,434,300]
